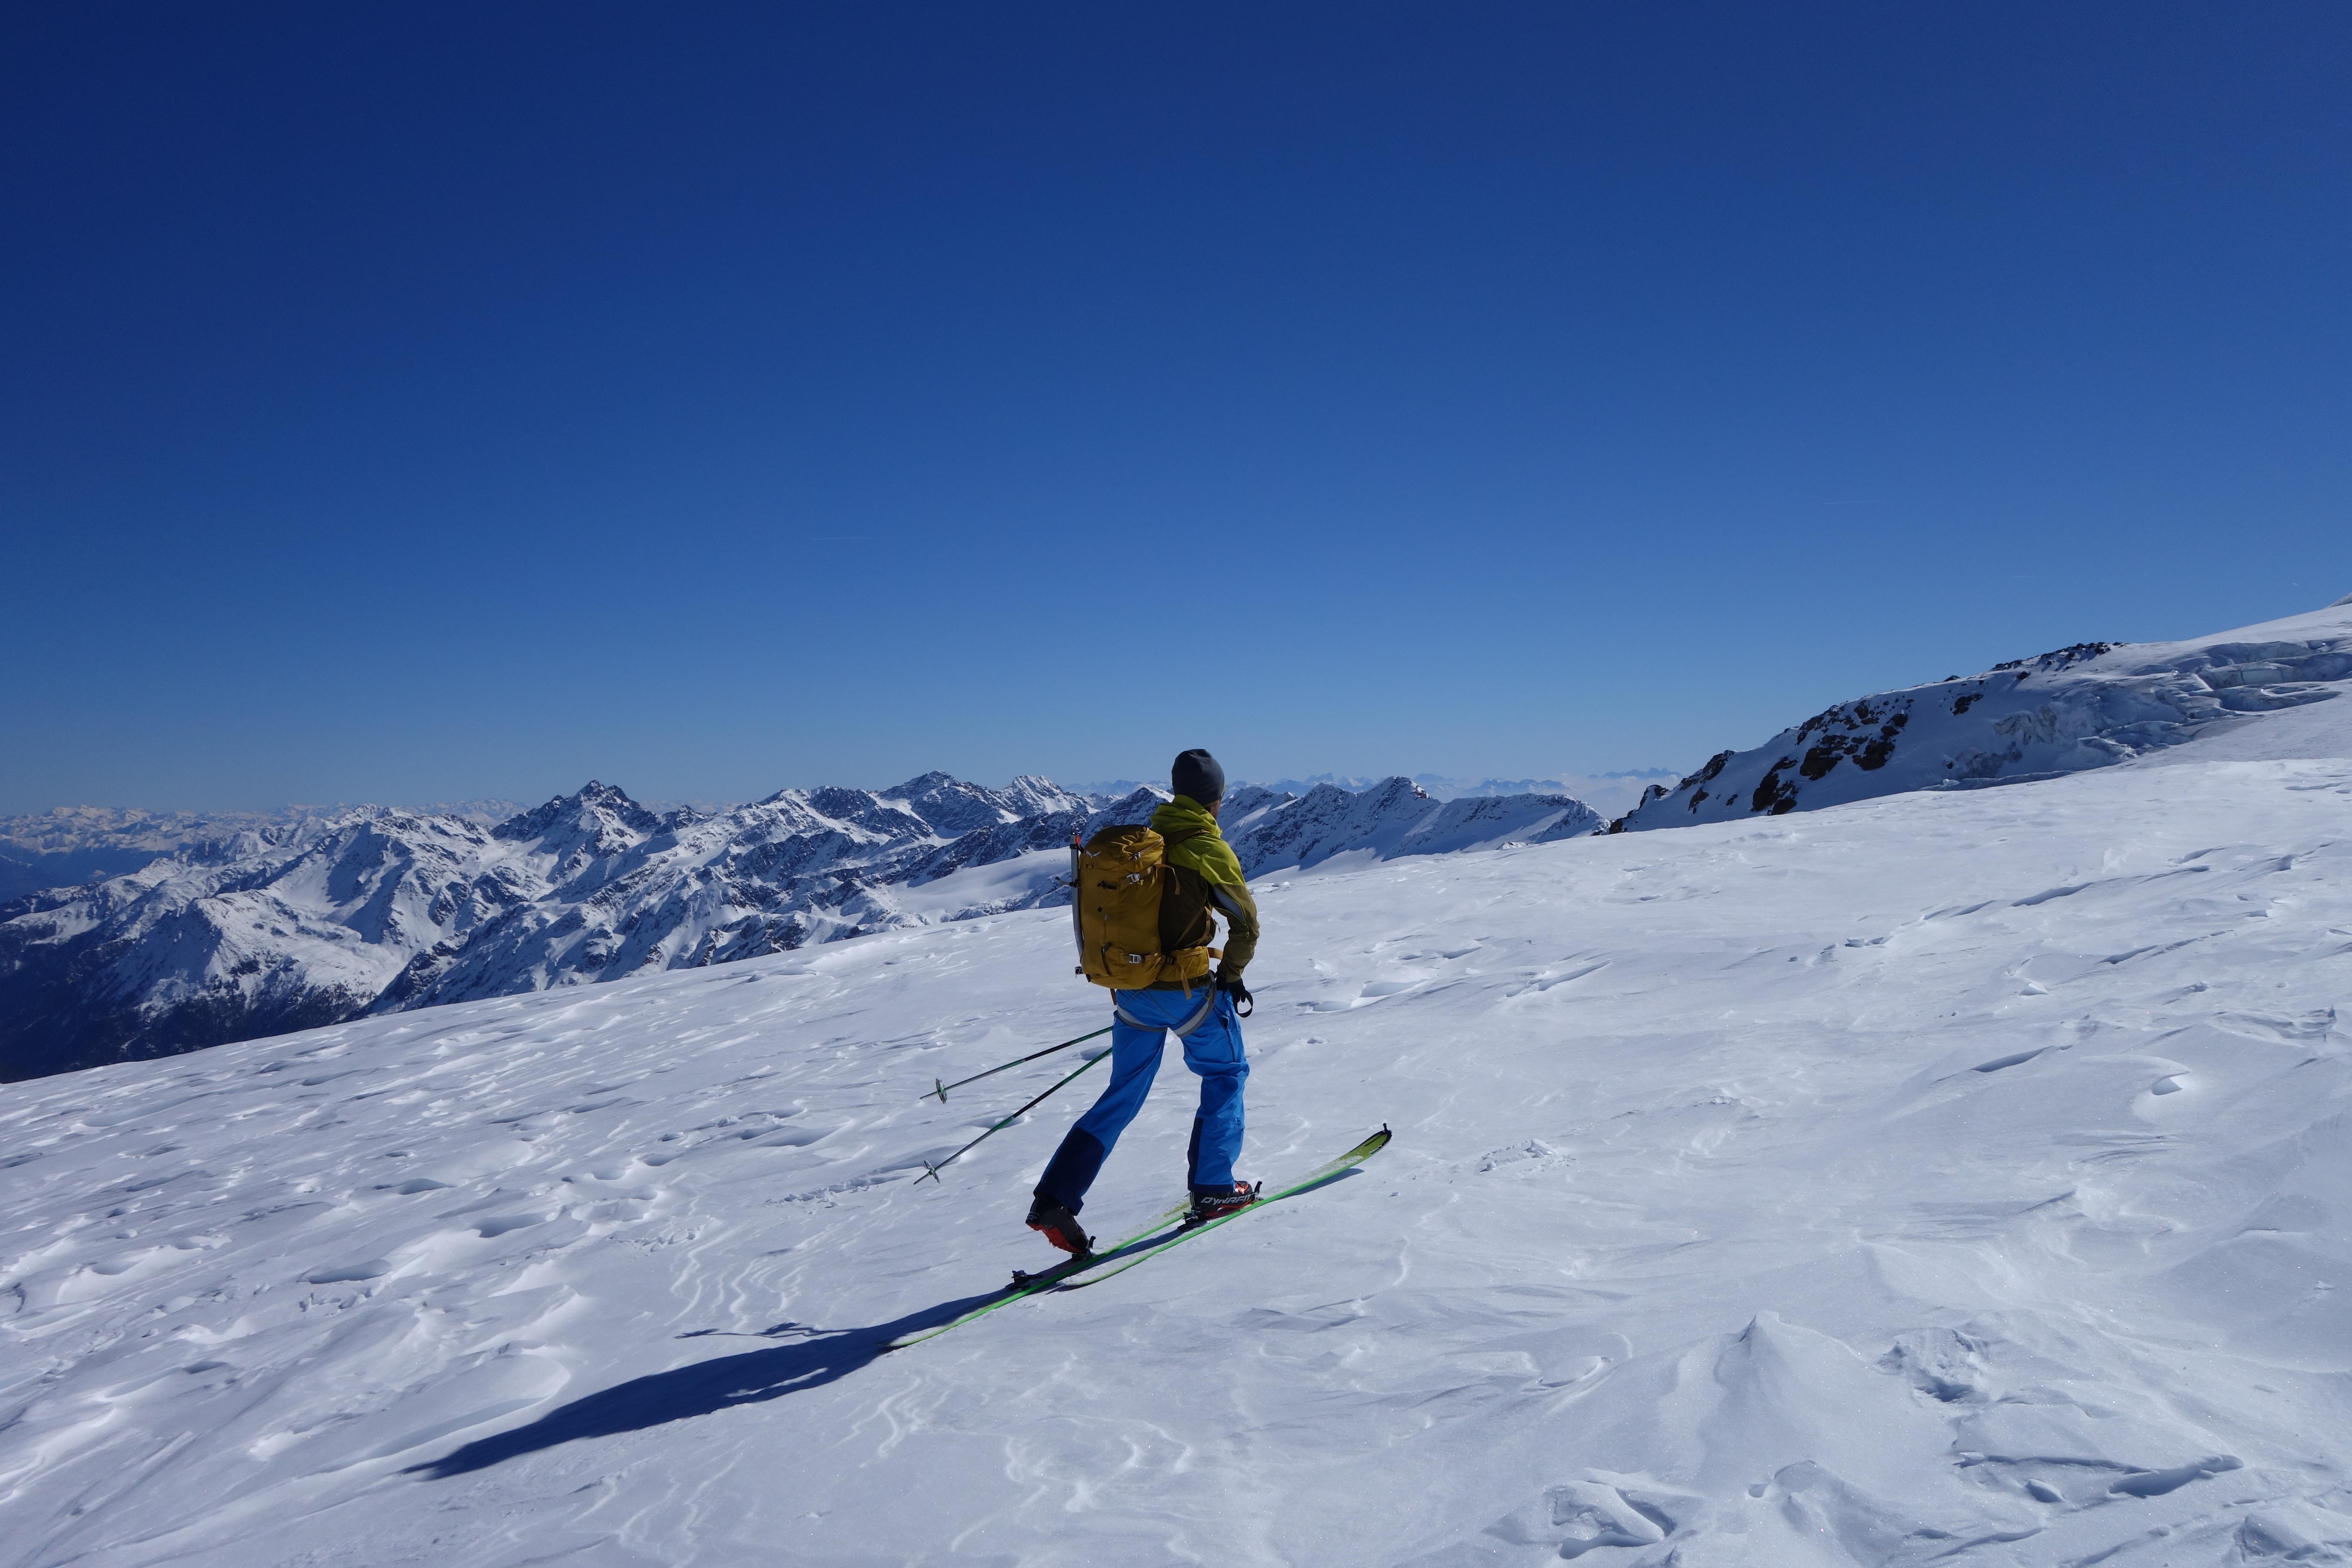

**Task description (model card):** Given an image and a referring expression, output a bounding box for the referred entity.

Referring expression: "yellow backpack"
[1071,824,1217,990]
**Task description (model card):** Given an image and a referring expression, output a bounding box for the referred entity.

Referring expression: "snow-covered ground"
[5,730,2348,1564]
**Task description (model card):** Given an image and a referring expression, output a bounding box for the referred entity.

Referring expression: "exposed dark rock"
[1750,760,1801,815]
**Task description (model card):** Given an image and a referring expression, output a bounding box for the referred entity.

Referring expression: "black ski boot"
[1183,1180,1260,1228]
[1025,1193,1093,1258]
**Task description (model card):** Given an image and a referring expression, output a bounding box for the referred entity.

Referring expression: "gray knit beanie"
[1170,749,1225,805]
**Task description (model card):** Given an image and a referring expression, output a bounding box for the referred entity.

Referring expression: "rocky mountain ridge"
[1619,599,2352,832]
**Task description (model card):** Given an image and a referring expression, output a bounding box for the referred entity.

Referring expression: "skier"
[1026,748,1262,1257]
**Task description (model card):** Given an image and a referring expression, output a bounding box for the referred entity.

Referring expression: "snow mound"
[2,755,2346,1565]
[1621,600,2352,832]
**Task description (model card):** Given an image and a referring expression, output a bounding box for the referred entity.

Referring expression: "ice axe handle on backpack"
[1068,834,1084,974]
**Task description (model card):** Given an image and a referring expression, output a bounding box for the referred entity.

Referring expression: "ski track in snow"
[2,759,2350,1566]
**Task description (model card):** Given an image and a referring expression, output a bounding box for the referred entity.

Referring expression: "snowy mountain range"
[1620,597,2352,831]
[0,802,526,903]
[11,596,2347,1085]
[0,774,1599,1080]
[1076,772,1676,815]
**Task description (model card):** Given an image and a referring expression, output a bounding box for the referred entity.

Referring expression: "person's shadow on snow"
[405,1290,1000,1479]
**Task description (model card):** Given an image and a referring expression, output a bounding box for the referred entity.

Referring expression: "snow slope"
[4,748,2347,1566]
[1621,600,2352,831]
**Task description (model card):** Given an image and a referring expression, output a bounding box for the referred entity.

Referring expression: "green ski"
[1061,1125,1392,1291]
[881,1197,1193,1351]
[882,1126,1392,1351]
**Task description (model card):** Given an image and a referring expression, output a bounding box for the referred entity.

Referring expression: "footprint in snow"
[1476,1139,1571,1174]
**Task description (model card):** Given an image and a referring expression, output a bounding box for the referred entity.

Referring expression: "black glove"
[1217,974,1253,1017]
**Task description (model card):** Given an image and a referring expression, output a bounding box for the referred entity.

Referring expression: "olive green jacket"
[1149,795,1260,985]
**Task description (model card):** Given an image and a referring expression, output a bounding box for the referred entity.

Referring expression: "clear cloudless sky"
[4,3,2348,815]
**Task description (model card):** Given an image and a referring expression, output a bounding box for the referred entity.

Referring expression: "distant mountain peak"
[492,781,663,842]
[879,769,963,796]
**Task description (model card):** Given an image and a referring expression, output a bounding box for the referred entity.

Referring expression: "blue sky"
[4,3,2347,815]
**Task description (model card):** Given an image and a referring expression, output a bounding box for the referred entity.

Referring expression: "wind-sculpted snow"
[1,777,1599,1079]
[1621,599,2352,832]
[3,756,2347,1565]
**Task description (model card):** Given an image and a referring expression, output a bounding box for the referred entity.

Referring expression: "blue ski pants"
[1035,987,1248,1212]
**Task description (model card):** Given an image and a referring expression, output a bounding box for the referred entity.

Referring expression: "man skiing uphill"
[1026,748,1262,1258]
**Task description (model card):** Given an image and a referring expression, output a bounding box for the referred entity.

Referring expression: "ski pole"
[920,1025,1113,1104]
[915,1046,1111,1184]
